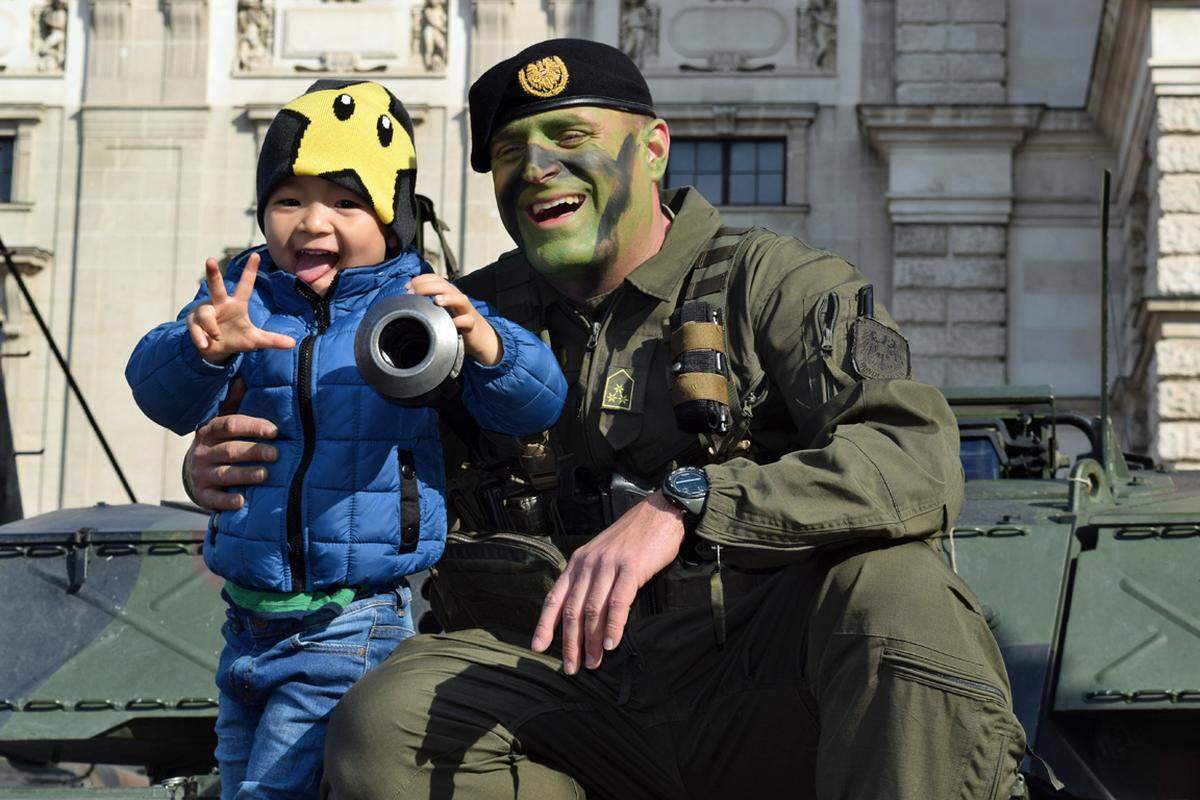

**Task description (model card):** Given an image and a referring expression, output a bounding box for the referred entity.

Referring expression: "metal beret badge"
[517,56,570,98]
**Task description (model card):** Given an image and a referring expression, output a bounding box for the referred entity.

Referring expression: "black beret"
[257,80,419,251]
[469,39,656,173]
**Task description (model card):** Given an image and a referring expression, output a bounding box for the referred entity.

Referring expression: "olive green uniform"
[321,189,1025,799]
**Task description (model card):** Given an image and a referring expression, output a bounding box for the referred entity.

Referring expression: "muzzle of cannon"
[354,294,464,406]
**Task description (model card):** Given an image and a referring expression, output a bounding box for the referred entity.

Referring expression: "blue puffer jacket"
[126,246,566,593]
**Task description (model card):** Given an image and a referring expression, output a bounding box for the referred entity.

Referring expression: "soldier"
[186,39,1026,799]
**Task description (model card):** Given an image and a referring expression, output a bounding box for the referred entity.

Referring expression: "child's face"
[264,175,391,296]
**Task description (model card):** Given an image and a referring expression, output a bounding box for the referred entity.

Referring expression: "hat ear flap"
[391,169,418,252]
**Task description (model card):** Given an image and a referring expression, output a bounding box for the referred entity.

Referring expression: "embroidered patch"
[518,56,570,98]
[850,317,911,380]
[601,368,635,412]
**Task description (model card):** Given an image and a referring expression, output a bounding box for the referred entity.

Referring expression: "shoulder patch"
[850,317,911,380]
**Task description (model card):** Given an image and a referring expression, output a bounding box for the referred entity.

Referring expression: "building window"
[666,139,785,205]
[0,138,14,204]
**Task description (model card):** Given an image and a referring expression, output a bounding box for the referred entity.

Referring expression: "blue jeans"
[214,587,414,800]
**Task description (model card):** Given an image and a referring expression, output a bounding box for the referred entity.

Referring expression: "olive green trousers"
[321,540,1025,799]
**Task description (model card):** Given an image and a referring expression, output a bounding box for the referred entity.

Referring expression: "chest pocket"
[596,350,650,453]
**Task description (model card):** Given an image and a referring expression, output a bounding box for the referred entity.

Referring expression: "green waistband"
[224,581,358,613]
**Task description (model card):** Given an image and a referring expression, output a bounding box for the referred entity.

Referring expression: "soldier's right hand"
[186,253,295,364]
[183,381,278,511]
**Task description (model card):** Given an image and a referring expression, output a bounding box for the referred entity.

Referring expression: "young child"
[125,80,566,799]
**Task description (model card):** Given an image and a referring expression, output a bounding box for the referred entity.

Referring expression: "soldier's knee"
[812,540,998,664]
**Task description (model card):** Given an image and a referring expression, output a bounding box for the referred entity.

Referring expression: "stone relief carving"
[796,0,836,71]
[295,51,386,73]
[620,0,659,68]
[236,0,274,72]
[410,0,447,72]
[31,0,69,73]
[670,5,786,72]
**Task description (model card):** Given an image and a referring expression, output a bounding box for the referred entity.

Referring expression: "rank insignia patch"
[601,368,635,412]
[518,56,570,98]
[850,317,911,380]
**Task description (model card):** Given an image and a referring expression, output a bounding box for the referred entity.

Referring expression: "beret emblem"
[517,56,569,98]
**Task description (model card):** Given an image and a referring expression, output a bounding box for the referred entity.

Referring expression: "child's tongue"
[294,251,337,285]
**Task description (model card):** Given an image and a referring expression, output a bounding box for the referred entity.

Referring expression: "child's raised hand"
[187,254,295,365]
[406,274,502,366]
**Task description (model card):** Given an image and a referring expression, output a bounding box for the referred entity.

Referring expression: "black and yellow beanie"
[257,79,419,251]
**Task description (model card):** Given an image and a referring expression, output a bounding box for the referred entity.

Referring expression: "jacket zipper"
[284,276,338,591]
[575,293,624,470]
[817,291,840,404]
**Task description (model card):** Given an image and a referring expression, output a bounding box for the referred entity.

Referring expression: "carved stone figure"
[236,0,273,73]
[619,0,658,68]
[31,0,68,73]
[797,0,836,72]
[411,0,448,72]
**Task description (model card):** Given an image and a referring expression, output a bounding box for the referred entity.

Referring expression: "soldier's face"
[489,107,668,281]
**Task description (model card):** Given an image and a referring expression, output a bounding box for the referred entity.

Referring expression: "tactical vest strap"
[671,321,726,355]
[669,226,762,444]
[492,255,542,331]
[671,372,729,405]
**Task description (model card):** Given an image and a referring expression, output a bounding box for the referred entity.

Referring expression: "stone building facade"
[0,0,1194,513]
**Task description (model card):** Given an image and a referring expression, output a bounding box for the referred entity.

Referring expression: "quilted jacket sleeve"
[124,281,243,436]
[458,299,566,436]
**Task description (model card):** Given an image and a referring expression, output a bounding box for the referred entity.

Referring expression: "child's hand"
[187,254,295,365]
[406,274,502,366]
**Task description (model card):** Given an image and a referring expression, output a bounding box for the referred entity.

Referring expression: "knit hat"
[257,80,419,250]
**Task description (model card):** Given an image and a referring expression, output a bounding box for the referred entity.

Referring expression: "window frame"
[666,137,788,207]
[0,137,14,204]
[0,106,46,209]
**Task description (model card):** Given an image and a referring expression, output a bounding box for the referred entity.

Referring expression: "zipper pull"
[819,292,839,356]
[586,320,601,352]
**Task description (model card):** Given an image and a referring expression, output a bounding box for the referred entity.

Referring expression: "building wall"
[0,0,1195,514]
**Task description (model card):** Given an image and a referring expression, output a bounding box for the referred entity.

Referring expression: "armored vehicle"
[2,387,1198,798]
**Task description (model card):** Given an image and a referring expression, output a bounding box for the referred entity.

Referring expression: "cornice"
[0,247,52,276]
[857,104,1044,152]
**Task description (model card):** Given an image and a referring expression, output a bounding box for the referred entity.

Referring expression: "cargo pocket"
[880,647,1024,799]
[397,449,420,554]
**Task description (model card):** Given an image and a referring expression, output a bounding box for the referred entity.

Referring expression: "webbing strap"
[670,322,726,356]
[671,372,729,405]
[682,229,747,302]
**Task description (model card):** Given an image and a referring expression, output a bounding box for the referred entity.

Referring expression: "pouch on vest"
[428,530,566,636]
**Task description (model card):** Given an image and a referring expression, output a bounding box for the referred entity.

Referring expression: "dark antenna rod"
[0,234,138,503]
[1099,169,1111,472]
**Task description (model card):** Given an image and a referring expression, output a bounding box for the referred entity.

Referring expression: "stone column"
[461,0,553,271]
[859,106,1041,386]
[1147,96,1200,468]
[545,0,592,38]
[894,0,1006,104]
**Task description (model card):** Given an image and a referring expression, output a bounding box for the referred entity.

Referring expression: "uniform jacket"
[450,188,963,565]
[126,246,567,592]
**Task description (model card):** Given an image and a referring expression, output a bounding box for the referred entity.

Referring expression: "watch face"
[668,469,708,499]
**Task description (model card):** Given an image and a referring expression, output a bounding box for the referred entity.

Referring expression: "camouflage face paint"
[490,109,660,290]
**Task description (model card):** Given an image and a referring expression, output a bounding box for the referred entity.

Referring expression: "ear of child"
[187,254,296,364]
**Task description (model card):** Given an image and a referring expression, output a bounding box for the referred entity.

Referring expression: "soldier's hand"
[184,381,278,512]
[531,492,686,674]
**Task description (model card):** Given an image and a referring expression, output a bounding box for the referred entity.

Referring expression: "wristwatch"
[661,466,709,517]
